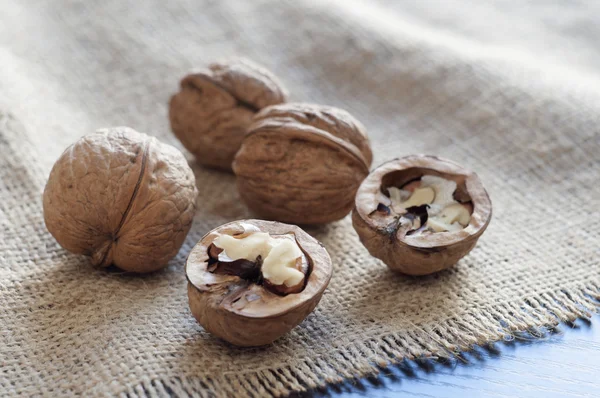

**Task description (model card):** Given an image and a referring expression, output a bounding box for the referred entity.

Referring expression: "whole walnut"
[233,103,373,225]
[43,127,198,273]
[169,58,288,171]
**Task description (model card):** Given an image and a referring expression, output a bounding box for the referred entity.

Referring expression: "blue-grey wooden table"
[294,315,599,398]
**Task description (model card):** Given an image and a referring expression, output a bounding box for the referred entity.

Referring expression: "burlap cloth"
[1,1,599,396]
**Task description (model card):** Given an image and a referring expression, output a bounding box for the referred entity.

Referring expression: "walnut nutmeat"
[352,155,492,275]
[169,58,288,171]
[43,127,198,273]
[186,219,332,347]
[233,103,373,224]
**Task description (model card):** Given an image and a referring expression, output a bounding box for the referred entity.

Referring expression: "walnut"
[43,127,198,273]
[232,103,373,224]
[186,219,332,347]
[352,155,492,275]
[169,58,288,171]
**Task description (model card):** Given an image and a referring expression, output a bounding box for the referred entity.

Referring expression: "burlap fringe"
[121,283,599,398]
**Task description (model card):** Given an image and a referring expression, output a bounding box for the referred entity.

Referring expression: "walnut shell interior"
[169,58,287,171]
[352,155,492,275]
[233,103,372,224]
[186,219,332,347]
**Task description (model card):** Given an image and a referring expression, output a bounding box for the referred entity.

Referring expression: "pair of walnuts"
[42,58,491,347]
[41,126,331,347]
[169,58,373,225]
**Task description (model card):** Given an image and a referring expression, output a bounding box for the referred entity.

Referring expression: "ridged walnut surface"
[43,127,198,273]
[352,155,492,275]
[233,103,372,224]
[169,58,287,171]
[186,220,333,347]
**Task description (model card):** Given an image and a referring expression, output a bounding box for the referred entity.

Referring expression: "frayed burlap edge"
[120,282,599,398]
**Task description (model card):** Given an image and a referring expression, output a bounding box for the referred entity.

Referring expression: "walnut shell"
[186,219,332,347]
[352,155,492,275]
[169,58,288,171]
[43,127,198,273]
[232,103,373,224]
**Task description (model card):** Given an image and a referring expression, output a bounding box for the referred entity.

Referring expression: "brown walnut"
[352,155,492,275]
[186,219,332,347]
[232,103,373,224]
[169,58,288,171]
[43,127,198,273]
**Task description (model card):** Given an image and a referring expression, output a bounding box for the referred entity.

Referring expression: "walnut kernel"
[352,155,492,275]
[186,220,332,347]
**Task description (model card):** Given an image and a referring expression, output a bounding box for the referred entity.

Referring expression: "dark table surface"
[295,315,599,398]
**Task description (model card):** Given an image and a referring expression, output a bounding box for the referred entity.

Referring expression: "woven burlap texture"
[1,1,599,397]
